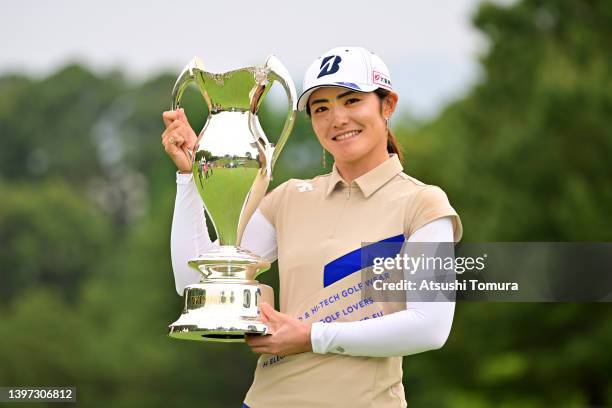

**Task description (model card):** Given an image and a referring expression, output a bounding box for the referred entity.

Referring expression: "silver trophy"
[168,56,296,342]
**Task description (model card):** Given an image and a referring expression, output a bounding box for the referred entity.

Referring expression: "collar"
[325,154,403,198]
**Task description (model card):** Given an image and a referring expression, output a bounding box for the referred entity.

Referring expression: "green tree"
[398,1,612,406]
[0,181,112,304]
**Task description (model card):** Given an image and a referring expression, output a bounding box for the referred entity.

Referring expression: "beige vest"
[244,155,462,408]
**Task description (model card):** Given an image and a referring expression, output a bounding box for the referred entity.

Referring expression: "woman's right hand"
[161,108,198,173]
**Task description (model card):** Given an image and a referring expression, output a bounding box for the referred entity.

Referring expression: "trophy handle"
[171,57,205,110]
[170,57,208,164]
[264,55,297,170]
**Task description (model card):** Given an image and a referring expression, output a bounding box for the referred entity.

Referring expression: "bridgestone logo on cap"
[318,55,342,78]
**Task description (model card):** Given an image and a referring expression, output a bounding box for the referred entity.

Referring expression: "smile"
[332,130,361,141]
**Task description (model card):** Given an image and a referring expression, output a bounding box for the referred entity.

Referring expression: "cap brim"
[297,83,378,111]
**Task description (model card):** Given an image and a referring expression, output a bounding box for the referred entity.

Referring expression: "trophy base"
[168,319,268,343]
[168,277,274,343]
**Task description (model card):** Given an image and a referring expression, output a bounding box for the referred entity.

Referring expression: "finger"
[160,130,175,149]
[185,132,198,151]
[177,108,189,124]
[163,131,183,152]
[245,334,271,347]
[163,138,178,154]
[246,337,273,349]
[162,122,187,144]
[173,116,194,138]
[166,118,184,132]
[170,132,185,146]
[259,303,279,321]
[162,110,179,127]
[259,308,270,324]
[161,123,181,144]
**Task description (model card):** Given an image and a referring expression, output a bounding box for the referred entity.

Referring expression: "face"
[308,87,395,165]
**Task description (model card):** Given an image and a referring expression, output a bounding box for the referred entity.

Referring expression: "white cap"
[297,46,393,111]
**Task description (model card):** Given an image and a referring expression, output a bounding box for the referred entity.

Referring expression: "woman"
[162,47,462,408]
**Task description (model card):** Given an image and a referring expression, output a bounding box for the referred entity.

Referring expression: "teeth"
[334,130,360,141]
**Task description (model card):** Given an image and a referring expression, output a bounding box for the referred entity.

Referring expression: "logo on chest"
[296,181,314,192]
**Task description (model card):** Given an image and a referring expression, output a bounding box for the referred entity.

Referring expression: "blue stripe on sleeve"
[323,234,404,287]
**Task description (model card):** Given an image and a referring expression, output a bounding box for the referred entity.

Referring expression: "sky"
[0,0,490,118]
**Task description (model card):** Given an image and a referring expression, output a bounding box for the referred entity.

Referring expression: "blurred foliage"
[0,181,111,305]
[0,0,611,406]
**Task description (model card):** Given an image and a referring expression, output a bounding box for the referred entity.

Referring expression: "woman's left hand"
[245,303,313,357]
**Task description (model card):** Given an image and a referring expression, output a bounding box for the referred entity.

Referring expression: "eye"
[345,97,360,105]
[313,105,328,114]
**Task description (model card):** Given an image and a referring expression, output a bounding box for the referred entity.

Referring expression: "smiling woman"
[164,46,463,408]
[307,87,399,183]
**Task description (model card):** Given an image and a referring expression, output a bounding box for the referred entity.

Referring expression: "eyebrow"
[310,90,357,106]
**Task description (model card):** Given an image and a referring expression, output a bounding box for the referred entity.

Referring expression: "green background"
[1,1,611,406]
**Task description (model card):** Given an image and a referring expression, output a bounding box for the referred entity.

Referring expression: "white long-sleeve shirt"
[171,172,456,357]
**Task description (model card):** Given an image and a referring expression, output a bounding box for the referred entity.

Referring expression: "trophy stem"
[188,245,270,281]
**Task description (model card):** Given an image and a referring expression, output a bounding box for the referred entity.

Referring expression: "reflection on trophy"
[168,56,297,342]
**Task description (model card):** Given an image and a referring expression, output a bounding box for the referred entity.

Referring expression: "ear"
[382,91,399,119]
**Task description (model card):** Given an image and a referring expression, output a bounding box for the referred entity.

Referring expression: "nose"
[331,106,349,129]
